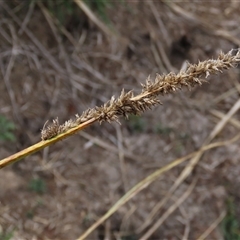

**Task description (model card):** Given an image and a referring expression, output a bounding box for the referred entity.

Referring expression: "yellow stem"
[0,118,97,169]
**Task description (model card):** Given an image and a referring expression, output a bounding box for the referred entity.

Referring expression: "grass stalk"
[0,49,240,169]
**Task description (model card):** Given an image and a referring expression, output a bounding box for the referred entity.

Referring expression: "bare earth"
[0,1,240,239]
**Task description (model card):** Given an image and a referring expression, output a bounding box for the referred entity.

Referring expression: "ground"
[0,1,240,239]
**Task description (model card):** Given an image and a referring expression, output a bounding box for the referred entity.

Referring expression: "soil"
[0,1,240,239]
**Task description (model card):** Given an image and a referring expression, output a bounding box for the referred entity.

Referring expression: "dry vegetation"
[1,1,240,239]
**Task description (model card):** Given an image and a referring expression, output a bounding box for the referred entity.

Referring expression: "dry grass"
[1,1,240,240]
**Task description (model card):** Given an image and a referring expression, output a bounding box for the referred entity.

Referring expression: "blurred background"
[1,0,240,239]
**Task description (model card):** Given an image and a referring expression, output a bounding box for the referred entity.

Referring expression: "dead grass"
[1,1,240,240]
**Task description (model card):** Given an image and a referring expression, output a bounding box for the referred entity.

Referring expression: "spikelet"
[41,119,60,141]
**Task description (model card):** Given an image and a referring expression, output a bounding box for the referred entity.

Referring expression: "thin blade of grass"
[137,98,240,233]
[197,210,226,240]
[139,178,198,240]
[207,99,240,142]
[211,109,240,129]
[76,133,240,240]
[73,0,122,42]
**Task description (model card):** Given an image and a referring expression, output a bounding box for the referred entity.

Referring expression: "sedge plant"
[0,49,240,168]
